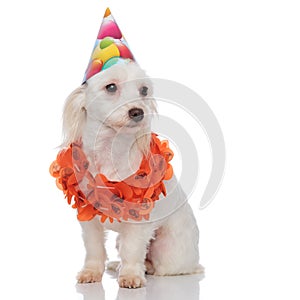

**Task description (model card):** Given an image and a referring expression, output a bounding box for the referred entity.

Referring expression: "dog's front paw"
[118,274,146,289]
[77,268,103,283]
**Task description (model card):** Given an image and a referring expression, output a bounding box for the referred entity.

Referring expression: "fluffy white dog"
[61,62,202,288]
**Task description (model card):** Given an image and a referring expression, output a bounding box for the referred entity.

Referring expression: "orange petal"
[164,165,173,180]
[138,198,154,215]
[55,179,63,190]
[161,183,167,196]
[101,214,108,223]
[49,161,60,177]
[114,181,133,200]
[56,147,73,168]
[143,214,150,220]
[77,205,96,221]
[132,187,142,196]
[67,193,73,205]
[144,186,154,199]
[94,173,109,187]
[67,173,78,185]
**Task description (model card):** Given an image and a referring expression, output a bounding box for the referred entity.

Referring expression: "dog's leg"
[149,203,203,276]
[77,218,107,283]
[117,223,156,288]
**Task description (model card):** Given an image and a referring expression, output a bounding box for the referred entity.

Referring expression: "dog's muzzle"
[128,108,144,122]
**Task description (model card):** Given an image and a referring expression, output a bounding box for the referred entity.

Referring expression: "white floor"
[76,272,204,300]
[2,264,203,300]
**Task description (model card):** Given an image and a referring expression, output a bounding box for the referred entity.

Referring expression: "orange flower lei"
[49,133,174,223]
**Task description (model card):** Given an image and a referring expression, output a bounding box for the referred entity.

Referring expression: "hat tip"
[104,7,111,17]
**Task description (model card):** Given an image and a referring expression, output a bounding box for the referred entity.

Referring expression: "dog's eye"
[106,83,117,93]
[140,86,148,97]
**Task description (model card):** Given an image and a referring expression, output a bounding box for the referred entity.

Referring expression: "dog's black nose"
[128,108,144,122]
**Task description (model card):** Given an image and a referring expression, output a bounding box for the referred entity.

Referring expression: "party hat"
[82,8,135,83]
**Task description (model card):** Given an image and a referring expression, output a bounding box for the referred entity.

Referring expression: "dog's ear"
[62,85,86,146]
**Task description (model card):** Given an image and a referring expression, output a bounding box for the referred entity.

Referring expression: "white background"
[0,0,300,299]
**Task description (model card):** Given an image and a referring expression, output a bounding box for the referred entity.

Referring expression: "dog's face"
[84,62,156,134]
[62,62,157,146]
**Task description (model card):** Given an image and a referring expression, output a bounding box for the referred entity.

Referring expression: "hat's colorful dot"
[86,59,103,81]
[97,43,120,64]
[91,45,102,60]
[100,37,114,49]
[116,43,133,59]
[102,57,127,70]
[98,20,122,39]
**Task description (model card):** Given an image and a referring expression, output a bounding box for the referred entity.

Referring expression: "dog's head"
[62,62,156,152]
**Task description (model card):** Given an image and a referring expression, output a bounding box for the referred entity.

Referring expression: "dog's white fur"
[62,62,202,288]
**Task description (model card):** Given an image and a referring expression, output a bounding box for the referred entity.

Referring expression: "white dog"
[61,62,202,288]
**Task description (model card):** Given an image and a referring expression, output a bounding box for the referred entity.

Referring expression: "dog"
[61,62,202,288]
